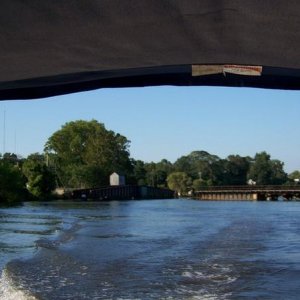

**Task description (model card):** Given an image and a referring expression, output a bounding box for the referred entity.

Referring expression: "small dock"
[194,185,300,201]
[71,185,174,201]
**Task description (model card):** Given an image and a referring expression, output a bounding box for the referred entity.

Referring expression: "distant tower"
[3,109,6,154]
[14,130,16,154]
[110,172,126,186]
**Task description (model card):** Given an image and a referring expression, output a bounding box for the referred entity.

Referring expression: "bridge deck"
[194,186,300,201]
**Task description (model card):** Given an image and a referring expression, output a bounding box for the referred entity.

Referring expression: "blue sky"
[0,86,300,173]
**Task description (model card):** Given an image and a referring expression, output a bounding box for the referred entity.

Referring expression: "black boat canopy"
[1,0,300,100]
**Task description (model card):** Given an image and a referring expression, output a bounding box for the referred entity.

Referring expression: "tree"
[289,170,300,184]
[155,159,174,187]
[0,160,27,204]
[289,170,300,180]
[192,178,208,190]
[269,159,287,185]
[247,152,287,185]
[174,150,221,185]
[144,162,158,187]
[173,155,193,176]
[132,159,147,185]
[2,152,19,165]
[22,153,56,198]
[44,120,133,188]
[167,172,192,195]
[222,155,251,185]
[132,159,174,187]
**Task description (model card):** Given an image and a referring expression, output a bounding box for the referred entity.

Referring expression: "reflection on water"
[1,200,300,299]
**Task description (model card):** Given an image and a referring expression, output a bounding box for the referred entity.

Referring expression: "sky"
[0,86,300,173]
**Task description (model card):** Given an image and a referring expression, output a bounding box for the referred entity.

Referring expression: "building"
[110,172,126,186]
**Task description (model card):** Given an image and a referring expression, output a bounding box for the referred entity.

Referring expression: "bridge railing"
[195,185,300,192]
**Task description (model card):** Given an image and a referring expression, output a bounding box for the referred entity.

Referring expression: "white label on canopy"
[223,65,262,76]
[192,65,223,76]
[192,65,262,76]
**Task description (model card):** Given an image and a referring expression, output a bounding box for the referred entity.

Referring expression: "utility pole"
[14,130,16,154]
[3,109,6,154]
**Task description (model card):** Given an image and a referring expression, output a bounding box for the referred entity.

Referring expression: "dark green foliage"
[0,160,28,204]
[167,172,192,195]
[269,159,288,185]
[222,155,251,185]
[174,151,221,186]
[22,153,56,199]
[248,152,287,185]
[133,150,290,190]
[132,159,174,188]
[45,120,133,188]
[2,152,19,165]
[132,160,147,186]
[289,170,300,183]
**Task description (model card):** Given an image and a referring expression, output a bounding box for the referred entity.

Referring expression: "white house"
[110,172,126,186]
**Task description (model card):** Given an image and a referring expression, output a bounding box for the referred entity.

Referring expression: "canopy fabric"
[1,0,300,100]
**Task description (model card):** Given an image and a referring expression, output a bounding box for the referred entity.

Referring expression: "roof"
[1,1,300,100]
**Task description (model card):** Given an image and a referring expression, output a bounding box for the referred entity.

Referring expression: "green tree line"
[0,120,299,204]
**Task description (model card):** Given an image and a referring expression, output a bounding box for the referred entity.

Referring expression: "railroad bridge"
[194,186,300,201]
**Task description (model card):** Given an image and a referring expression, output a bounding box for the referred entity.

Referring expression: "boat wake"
[0,268,37,300]
[0,220,82,300]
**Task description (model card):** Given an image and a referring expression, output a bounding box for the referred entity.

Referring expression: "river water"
[0,199,300,299]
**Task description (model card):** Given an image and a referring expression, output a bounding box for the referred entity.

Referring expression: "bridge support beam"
[195,192,260,201]
[194,186,300,201]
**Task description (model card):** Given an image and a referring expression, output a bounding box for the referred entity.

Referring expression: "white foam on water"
[182,270,237,285]
[182,263,237,284]
[0,269,37,300]
[177,263,237,300]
